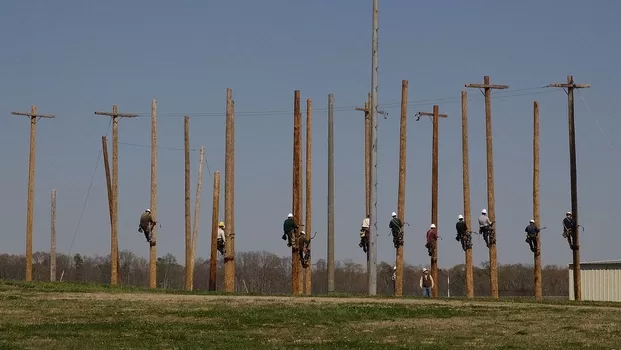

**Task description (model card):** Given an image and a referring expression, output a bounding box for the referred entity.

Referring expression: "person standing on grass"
[419,268,433,297]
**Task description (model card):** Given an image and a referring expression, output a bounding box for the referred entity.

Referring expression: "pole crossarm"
[464,83,510,89]
[94,111,138,118]
[11,111,55,118]
[415,111,448,120]
[546,83,591,89]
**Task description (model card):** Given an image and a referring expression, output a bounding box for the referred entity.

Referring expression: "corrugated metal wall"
[569,264,621,302]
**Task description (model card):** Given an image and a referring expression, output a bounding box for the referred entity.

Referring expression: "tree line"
[0,250,569,297]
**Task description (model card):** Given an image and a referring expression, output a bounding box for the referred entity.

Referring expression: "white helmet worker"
[481,209,487,214]
[393,266,397,270]
[391,212,397,217]
[146,209,151,213]
[288,213,293,218]
[566,212,572,216]
[458,215,464,220]
[430,224,436,229]
[423,268,428,273]
[529,219,535,223]
[300,231,306,235]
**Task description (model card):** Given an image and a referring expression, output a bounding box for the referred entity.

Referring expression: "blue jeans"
[422,287,432,297]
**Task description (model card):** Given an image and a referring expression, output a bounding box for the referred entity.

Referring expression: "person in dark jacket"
[562,212,576,249]
[455,215,470,251]
[425,224,438,257]
[139,209,156,246]
[282,213,299,248]
[525,219,540,253]
[389,212,404,248]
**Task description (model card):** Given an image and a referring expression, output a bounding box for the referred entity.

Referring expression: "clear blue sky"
[1,0,620,269]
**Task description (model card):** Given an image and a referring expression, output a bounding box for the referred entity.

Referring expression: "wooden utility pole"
[102,137,113,231]
[305,98,313,295]
[355,98,387,281]
[150,99,158,289]
[10,106,55,281]
[396,80,408,297]
[189,146,205,290]
[184,116,192,290]
[461,91,474,298]
[368,0,380,296]
[209,171,221,291]
[50,189,56,282]
[547,76,590,301]
[533,101,542,301]
[224,88,236,292]
[416,106,448,298]
[327,94,335,294]
[465,76,509,299]
[292,90,302,295]
[94,105,137,285]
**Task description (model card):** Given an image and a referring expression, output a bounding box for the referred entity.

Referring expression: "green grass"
[0,281,619,349]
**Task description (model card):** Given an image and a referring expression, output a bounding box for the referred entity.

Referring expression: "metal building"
[569,260,621,302]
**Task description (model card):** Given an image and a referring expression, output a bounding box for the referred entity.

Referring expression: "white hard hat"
[482,209,487,214]
[566,212,572,215]
[391,212,397,217]
[393,266,397,270]
[300,231,305,235]
[529,219,535,223]
[423,268,428,272]
[146,209,151,212]
[430,224,436,229]
[458,215,464,220]
[288,213,293,218]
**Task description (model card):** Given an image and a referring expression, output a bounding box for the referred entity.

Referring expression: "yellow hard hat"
[219,222,225,227]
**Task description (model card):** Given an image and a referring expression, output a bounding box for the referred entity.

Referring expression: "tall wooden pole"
[26,111,36,282]
[365,95,371,217]
[292,90,302,295]
[547,76,590,301]
[431,105,440,298]
[465,76,509,299]
[10,106,55,281]
[189,146,205,290]
[184,116,192,290]
[150,99,158,289]
[461,91,474,298]
[94,106,137,285]
[533,101,542,301]
[224,88,235,292]
[416,106,448,299]
[368,0,380,296]
[327,94,335,293]
[305,98,313,295]
[209,171,221,291]
[50,189,56,282]
[395,80,408,297]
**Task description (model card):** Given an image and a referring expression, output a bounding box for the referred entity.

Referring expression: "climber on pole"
[455,215,471,251]
[562,212,576,250]
[525,219,540,253]
[389,212,404,248]
[282,213,299,248]
[217,222,226,255]
[138,209,157,247]
[359,215,370,253]
[425,224,438,257]
[478,209,493,247]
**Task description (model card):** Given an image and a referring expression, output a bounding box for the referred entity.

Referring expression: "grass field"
[0,281,620,349]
